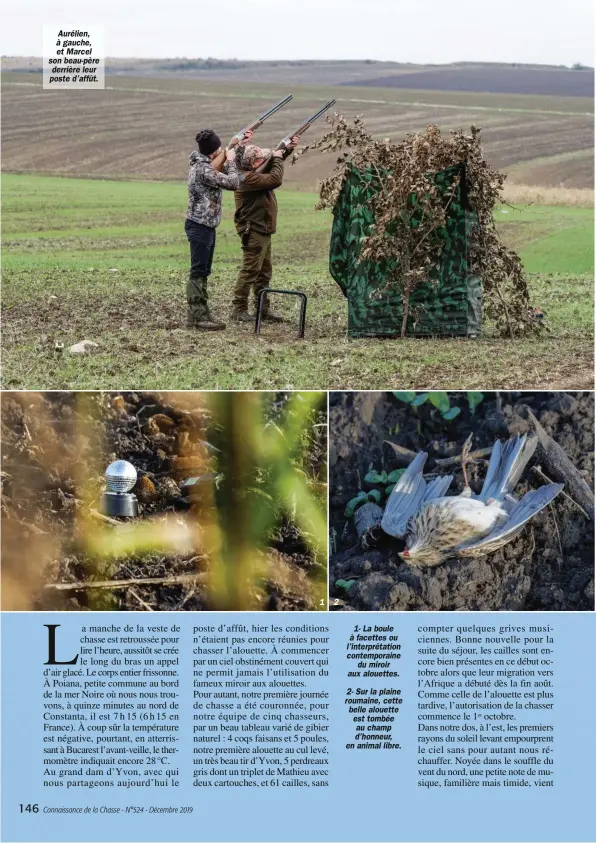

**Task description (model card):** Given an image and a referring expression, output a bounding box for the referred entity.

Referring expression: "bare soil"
[329,392,594,612]
[347,67,595,98]
[2,75,593,188]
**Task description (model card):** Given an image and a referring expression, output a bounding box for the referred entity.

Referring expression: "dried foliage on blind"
[295,115,538,338]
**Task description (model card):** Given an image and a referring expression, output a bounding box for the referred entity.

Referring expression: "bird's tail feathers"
[480,434,538,503]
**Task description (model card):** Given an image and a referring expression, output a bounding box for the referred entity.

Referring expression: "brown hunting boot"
[195,318,226,331]
[230,310,254,324]
[187,310,225,331]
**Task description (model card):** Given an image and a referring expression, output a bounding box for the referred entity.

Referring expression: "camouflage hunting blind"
[329,163,483,338]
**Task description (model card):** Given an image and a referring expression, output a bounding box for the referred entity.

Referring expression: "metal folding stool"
[255,289,308,339]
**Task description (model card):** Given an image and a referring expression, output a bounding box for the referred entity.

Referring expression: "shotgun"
[211,94,293,172]
[253,99,337,173]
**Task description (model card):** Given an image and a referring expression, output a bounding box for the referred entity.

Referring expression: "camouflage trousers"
[233,230,272,315]
[185,219,216,322]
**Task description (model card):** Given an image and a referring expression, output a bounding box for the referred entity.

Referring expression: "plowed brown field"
[2,71,593,188]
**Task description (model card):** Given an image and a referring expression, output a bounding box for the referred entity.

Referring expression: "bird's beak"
[399,549,410,559]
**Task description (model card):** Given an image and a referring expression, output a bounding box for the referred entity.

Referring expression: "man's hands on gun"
[239,129,254,147]
[228,128,255,152]
[225,129,254,162]
[214,129,255,170]
[272,135,300,158]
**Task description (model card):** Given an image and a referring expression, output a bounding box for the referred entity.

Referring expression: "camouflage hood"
[189,150,206,166]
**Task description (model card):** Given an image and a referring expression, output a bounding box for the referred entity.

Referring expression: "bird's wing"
[456,483,564,555]
[479,434,538,502]
[381,451,429,538]
[422,475,454,505]
[478,437,502,500]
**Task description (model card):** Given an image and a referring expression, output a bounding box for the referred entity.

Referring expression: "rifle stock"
[211,138,239,173]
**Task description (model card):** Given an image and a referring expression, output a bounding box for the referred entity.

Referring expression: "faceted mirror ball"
[105,460,137,494]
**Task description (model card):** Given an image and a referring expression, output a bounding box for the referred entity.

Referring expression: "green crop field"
[2,174,593,391]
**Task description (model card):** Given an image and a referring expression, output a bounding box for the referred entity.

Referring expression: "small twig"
[460,433,474,490]
[18,519,48,535]
[400,292,410,339]
[520,526,536,566]
[44,573,209,591]
[88,508,121,526]
[549,504,563,557]
[176,587,197,610]
[383,441,419,465]
[128,589,154,611]
[528,410,594,520]
[531,466,590,519]
[435,446,494,467]
[501,198,529,212]
[135,404,159,417]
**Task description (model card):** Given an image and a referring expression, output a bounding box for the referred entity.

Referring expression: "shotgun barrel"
[230,94,294,144]
[277,98,337,149]
[251,99,338,174]
[254,94,294,123]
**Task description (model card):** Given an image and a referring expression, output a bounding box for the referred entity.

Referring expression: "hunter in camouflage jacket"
[186,151,242,228]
